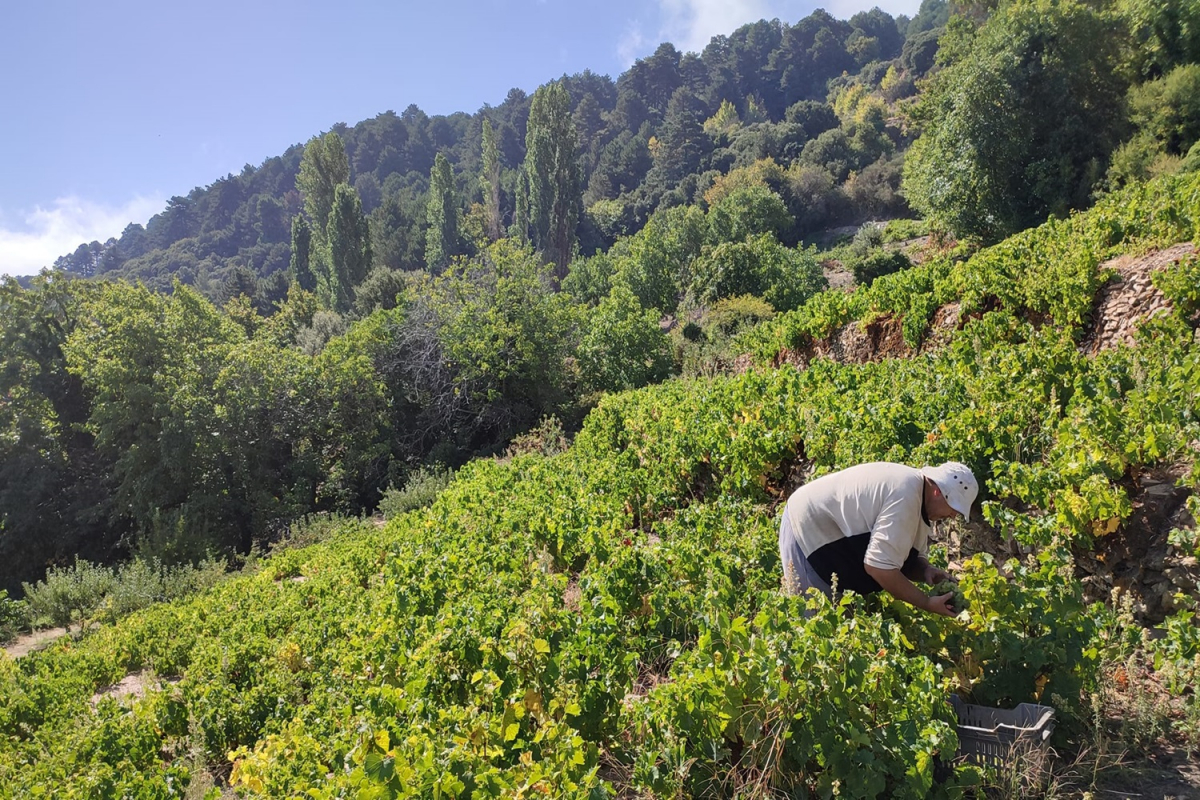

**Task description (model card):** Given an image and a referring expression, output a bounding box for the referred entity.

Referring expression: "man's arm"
[901,553,952,585]
[865,564,955,616]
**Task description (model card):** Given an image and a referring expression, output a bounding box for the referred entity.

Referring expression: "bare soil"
[3,626,69,659]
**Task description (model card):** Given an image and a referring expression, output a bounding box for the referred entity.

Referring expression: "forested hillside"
[4,0,1200,794]
[48,3,948,296]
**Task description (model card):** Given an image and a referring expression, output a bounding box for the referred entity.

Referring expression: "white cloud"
[659,0,775,54]
[618,0,926,64]
[0,195,165,278]
[617,22,650,67]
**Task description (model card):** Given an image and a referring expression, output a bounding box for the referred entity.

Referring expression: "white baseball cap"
[921,462,978,521]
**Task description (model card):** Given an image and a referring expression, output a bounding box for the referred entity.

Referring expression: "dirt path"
[3,627,70,659]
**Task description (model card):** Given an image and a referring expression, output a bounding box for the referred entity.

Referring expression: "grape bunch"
[931,579,968,613]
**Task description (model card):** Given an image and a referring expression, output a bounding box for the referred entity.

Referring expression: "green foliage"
[903,0,1127,242]
[297,131,350,243]
[21,556,227,628]
[1151,250,1200,315]
[324,183,372,312]
[4,165,1200,793]
[562,250,614,306]
[1107,64,1200,190]
[525,81,581,276]
[706,184,793,244]
[1118,0,1200,78]
[377,466,455,518]
[480,119,503,242]
[353,265,407,314]
[692,233,827,311]
[397,239,579,451]
[630,597,966,798]
[611,204,707,313]
[674,295,777,377]
[288,214,315,291]
[425,152,461,274]
[577,284,673,395]
[14,14,1200,795]
[0,275,117,593]
[850,247,913,286]
[882,218,929,243]
[0,591,31,644]
[1129,64,1200,157]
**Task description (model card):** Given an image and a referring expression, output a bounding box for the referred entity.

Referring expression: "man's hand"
[926,592,956,617]
[922,563,952,585]
[866,564,958,617]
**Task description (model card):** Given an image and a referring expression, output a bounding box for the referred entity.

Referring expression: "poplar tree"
[328,184,373,312]
[288,215,315,291]
[524,81,581,278]
[425,152,460,273]
[297,132,350,235]
[512,168,530,244]
[480,119,503,242]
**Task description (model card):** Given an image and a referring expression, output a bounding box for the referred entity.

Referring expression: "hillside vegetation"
[2,172,1199,797]
[4,0,1200,794]
[7,0,1200,593]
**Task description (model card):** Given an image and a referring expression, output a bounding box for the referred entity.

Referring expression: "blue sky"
[0,0,921,277]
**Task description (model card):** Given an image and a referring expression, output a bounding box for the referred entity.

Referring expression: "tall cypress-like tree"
[524,81,581,278]
[512,168,530,244]
[481,119,503,242]
[425,152,460,273]
[296,132,350,236]
[288,215,315,291]
[328,184,373,312]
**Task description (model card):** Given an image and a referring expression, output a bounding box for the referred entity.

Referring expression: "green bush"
[21,556,229,628]
[691,234,827,312]
[882,218,929,242]
[0,591,31,644]
[272,513,367,551]
[378,466,455,518]
[577,284,673,394]
[850,248,913,286]
[674,295,776,377]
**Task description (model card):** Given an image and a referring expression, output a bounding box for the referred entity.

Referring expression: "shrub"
[272,513,365,551]
[850,248,913,286]
[378,466,455,518]
[21,556,229,628]
[577,284,673,395]
[296,309,348,356]
[23,559,116,627]
[504,415,571,458]
[674,295,776,377]
[0,591,31,644]
[691,234,827,312]
[881,219,929,242]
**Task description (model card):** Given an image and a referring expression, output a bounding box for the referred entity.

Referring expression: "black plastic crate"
[949,694,1055,766]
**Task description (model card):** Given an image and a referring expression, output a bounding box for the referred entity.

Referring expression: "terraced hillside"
[3,174,1200,798]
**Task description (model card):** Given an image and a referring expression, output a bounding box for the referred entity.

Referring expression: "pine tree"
[524,81,581,278]
[425,152,460,273]
[480,119,503,242]
[651,88,707,186]
[288,215,315,291]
